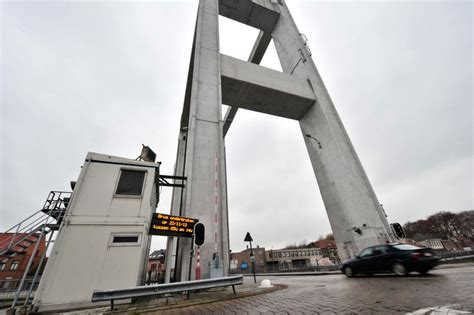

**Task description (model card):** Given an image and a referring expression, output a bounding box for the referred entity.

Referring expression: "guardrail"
[439,250,474,259]
[92,275,243,310]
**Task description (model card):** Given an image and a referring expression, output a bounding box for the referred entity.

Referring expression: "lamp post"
[305,134,322,149]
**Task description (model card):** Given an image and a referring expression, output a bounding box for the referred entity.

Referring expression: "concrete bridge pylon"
[165,0,396,282]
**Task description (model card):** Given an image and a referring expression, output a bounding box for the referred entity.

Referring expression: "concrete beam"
[218,0,280,33]
[248,31,273,64]
[223,31,272,136]
[221,54,315,120]
[222,106,238,137]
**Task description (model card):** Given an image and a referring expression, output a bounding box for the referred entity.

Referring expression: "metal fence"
[438,250,474,259]
[145,270,165,284]
[0,277,40,293]
[229,263,341,275]
[0,278,40,309]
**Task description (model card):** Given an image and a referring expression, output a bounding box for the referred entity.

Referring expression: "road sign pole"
[187,235,194,282]
[249,240,256,283]
[244,232,256,284]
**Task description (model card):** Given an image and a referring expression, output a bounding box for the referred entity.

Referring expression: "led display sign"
[149,213,198,238]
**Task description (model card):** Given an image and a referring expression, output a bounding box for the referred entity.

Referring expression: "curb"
[107,284,287,314]
[242,271,340,277]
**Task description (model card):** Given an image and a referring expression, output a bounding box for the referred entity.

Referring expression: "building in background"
[229,243,342,273]
[314,240,340,264]
[266,248,323,271]
[419,239,444,252]
[147,249,166,284]
[407,230,473,252]
[0,233,46,291]
[229,246,266,274]
[440,240,463,252]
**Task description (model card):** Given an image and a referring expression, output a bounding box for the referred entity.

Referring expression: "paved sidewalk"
[135,266,474,314]
[60,263,474,314]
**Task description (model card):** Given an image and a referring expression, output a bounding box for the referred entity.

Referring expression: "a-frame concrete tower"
[166,0,395,281]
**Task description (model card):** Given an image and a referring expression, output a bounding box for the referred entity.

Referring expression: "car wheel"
[344,266,355,278]
[392,263,408,276]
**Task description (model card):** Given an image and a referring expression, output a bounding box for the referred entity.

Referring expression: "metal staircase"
[0,191,71,308]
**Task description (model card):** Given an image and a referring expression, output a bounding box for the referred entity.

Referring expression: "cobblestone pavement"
[143,266,474,314]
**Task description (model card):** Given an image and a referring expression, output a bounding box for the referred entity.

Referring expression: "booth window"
[116,169,146,196]
[112,236,139,243]
[109,233,142,246]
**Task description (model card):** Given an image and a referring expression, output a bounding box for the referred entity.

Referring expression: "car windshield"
[358,248,373,257]
[393,244,421,250]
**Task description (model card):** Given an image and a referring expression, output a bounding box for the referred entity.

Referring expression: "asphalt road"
[152,266,474,314]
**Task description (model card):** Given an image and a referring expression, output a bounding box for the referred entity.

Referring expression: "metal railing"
[0,278,40,309]
[0,191,70,256]
[229,263,341,275]
[0,277,41,292]
[92,275,244,310]
[1,191,71,310]
[146,270,165,285]
[439,250,474,260]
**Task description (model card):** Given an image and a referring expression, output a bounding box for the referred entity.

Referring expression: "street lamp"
[305,134,322,149]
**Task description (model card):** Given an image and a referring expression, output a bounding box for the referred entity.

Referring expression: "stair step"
[41,208,66,220]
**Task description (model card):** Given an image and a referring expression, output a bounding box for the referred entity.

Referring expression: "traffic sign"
[244,232,253,242]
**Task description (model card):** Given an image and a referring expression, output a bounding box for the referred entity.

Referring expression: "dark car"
[341,243,440,277]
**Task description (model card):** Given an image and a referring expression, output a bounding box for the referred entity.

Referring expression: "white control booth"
[33,152,159,312]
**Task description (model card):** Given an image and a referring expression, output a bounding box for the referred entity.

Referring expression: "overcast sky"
[1,0,472,253]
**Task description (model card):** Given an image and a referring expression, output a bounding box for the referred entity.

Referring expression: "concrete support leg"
[172,0,229,281]
[271,1,395,260]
